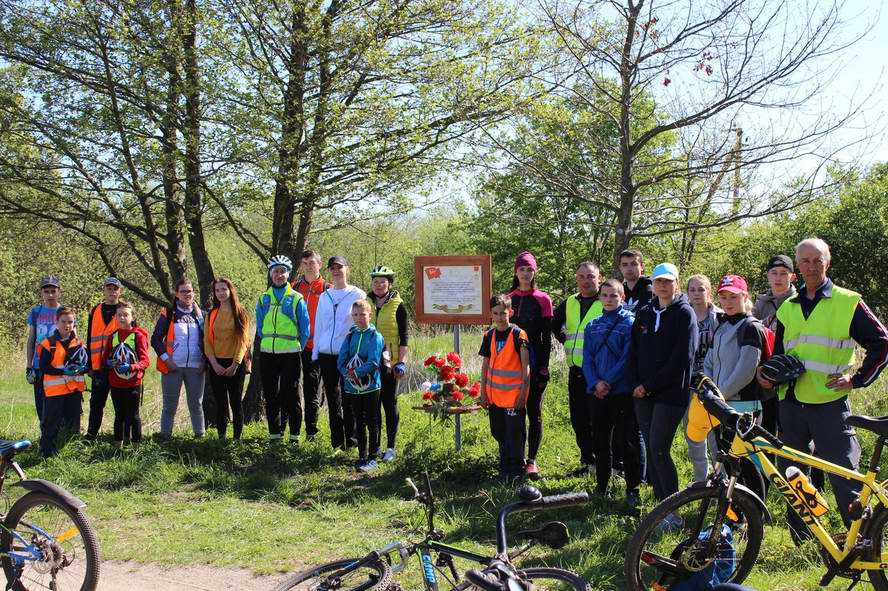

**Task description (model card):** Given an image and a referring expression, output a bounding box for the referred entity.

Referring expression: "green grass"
[1,336,888,589]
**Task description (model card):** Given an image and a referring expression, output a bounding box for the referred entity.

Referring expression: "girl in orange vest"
[102,302,150,449]
[37,306,88,458]
[479,294,530,484]
[205,278,252,440]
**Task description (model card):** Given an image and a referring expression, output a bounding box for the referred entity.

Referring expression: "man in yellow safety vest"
[552,261,604,476]
[757,238,888,543]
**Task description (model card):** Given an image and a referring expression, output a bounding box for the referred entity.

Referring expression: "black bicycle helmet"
[759,354,806,385]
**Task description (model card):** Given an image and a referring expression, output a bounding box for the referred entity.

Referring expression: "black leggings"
[375,366,399,450]
[111,386,142,443]
[525,374,548,461]
[350,391,380,460]
[208,358,246,439]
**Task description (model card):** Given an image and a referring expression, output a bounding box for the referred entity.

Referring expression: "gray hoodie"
[751,286,797,331]
[703,313,763,404]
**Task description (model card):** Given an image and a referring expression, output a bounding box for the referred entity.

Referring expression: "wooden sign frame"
[414,255,492,325]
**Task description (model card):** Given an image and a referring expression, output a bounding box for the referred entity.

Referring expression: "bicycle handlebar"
[695,375,784,449]
[496,490,589,554]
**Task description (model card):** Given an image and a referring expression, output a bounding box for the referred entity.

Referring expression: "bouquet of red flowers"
[420,352,481,420]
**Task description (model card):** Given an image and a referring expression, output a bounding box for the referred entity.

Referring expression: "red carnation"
[440,365,456,381]
[424,355,438,367]
[434,357,447,368]
[422,391,433,400]
[468,382,481,398]
[452,390,465,401]
[455,373,469,387]
[446,352,463,368]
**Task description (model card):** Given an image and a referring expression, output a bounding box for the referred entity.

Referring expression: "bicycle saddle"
[516,521,570,549]
[516,485,542,502]
[846,415,888,438]
[0,440,31,459]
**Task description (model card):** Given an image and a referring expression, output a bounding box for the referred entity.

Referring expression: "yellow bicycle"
[624,376,888,590]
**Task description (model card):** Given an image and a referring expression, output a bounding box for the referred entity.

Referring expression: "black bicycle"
[0,439,100,591]
[273,473,590,591]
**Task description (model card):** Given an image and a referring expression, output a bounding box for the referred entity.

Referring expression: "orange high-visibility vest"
[41,336,86,397]
[89,304,119,370]
[206,308,218,349]
[484,326,527,408]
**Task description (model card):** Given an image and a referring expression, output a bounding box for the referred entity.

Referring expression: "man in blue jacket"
[583,279,642,506]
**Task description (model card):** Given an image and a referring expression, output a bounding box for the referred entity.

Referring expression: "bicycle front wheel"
[273,557,392,591]
[623,485,764,591]
[515,567,591,591]
[1,492,100,591]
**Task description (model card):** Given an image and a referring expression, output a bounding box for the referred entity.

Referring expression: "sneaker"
[626,490,642,508]
[382,448,396,462]
[289,435,299,444]
[268,433,283,442]
[524,461,540,480]
[567,464,593,478]
[359,459,378,473]
[306,433,316,443]
[656,512,685,534]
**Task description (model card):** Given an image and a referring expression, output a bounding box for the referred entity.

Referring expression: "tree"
[532,0,871,269]
[209,0,537,261]
[0,0,215,304]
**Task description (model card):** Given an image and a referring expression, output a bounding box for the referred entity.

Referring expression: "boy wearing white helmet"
[256,255,310,442]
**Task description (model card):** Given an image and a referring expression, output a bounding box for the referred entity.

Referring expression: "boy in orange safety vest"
[479,294,530,484]
[37,306,88,458]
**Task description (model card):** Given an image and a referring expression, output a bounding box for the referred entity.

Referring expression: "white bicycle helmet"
[267,255,293,273]
[346,354,373,392]
[64,345,89,372]
[111,341,138,380]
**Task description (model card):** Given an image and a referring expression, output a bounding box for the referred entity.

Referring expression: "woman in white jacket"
[312,255,367,450]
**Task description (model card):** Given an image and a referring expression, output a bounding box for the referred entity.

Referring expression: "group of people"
[24,251,409,471]
[23,237,888,541]
[479,241,888,541]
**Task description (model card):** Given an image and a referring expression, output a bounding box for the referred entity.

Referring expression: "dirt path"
[98,561,291,590]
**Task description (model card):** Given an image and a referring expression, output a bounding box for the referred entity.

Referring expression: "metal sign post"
[454,324,462,451]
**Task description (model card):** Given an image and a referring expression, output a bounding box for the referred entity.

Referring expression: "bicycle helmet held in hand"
[64,345,89,373]
[111,341,138,380]
[759,354,806,385]
[267,255,293,273]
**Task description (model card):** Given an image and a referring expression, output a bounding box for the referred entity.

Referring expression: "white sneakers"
[381,448,396,462]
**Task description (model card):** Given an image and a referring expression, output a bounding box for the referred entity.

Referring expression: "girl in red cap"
[703,274,768,497]
[507,250,552,479]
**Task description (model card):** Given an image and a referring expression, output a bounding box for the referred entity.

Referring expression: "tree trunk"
[272,5,309,260]
[161,41,188,284]
[181,0,214,305]
[611,0,642,275]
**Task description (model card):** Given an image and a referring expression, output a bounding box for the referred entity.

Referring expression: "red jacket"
[102,326,151,388]
[293,275,331,350]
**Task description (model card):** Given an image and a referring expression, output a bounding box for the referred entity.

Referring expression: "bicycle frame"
[729,432,888,570]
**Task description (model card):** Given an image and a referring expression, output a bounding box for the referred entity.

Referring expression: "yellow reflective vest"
[370,290,403,364]
[776,284,861,404]
[564,295,603,367]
